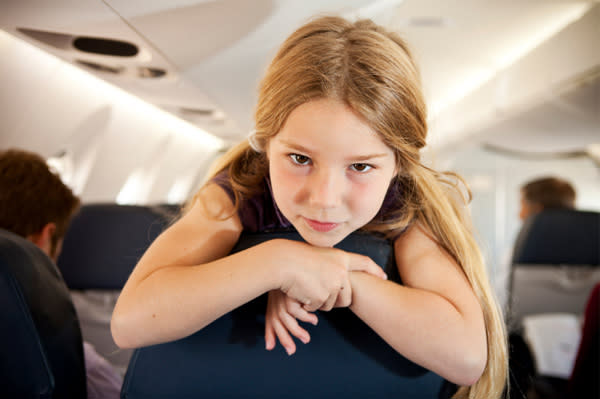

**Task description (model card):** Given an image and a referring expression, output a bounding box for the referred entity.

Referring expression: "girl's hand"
[264,289,318,355]
[274,240,387,312]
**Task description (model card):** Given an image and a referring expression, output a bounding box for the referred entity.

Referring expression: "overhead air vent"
[17,28,139,57]
[177,107,227,126]
[138,67,166,78]
[17,27,72,50]
[75,60,124,75]
[179,107,215,116]
[73,37,138,57]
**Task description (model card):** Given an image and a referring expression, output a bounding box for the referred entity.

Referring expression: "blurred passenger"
[519,176,576,220]
[508,176,577,399]
[0,148,122,399]
[499,175,578,308]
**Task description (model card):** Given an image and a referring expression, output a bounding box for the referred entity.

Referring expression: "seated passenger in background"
[519,176,576,221]
[507,175,577,399]
[496,176,577,314]
[0,148,122,399]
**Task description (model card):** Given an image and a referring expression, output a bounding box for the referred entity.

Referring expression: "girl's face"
[267,98,397,247]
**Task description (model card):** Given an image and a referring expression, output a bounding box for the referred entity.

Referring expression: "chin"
[296,227,347,248]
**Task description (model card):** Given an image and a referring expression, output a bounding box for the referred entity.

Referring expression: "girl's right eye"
[289,154,311,165]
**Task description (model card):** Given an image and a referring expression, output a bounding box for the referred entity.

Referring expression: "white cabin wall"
[438,144,600,307]
[0,30,223,205]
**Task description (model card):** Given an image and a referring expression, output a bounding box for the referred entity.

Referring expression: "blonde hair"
[197,16,507,398]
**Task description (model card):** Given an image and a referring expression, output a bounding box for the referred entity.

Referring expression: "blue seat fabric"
[121,230,445,398]
[0,228,86,398]
[511,209,599,266]
[57,204,173,290]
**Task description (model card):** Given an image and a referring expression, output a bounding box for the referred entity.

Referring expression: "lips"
[304,218,339,232]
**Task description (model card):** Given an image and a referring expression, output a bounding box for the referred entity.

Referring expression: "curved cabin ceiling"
[0,0,598,151]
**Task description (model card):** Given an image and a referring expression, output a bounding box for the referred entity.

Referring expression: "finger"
[278,309,311,344]
[265,319,276,350]
[348,254,387,279]
[303,299,321,313]
[320,292,337,312]
[287,300,318,325]
[272,317,297,355]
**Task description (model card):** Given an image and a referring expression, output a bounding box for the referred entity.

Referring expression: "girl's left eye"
[350,163,372,173]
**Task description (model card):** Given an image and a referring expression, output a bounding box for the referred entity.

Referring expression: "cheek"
[269,160,304,205]
[350,179,390,216]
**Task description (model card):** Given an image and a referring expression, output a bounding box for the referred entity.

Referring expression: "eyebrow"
[278,139,391,161]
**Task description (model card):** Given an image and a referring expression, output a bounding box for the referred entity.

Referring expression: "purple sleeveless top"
[212,172,292,232]
[212,171,402,235]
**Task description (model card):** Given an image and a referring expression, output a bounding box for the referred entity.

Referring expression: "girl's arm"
[348,223,487,386]
[111,183,385,349]
[111,183,264,348]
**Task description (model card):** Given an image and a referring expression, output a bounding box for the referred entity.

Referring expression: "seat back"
[56,203,175,375]
[0,228,86,398]
[121,231,445,399]
[509,209,600,327]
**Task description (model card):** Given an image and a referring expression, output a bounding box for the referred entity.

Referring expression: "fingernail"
[286,347,293,356]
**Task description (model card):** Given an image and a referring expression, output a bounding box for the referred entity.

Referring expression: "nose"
[308,168,344,209]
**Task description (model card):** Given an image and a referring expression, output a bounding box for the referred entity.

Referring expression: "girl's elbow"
[454,347,487,387]
[110,310,137,349]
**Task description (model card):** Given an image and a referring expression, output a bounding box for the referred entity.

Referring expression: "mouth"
[304,218,340,233]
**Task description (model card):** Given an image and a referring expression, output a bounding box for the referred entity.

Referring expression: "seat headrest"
[122,231,445,398]
[512,209,600,266]
[0,228,86,397]
[57,204,175,290]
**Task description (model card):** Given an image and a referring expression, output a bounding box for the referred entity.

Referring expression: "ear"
[27,222,56,257]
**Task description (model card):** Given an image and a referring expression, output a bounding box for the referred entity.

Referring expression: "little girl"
[112,16,508,398]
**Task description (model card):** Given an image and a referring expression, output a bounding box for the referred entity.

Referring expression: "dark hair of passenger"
[521,176,576,210]
[0,148,80,256]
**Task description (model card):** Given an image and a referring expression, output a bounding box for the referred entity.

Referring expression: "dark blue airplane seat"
[0,228,86,398]
[512,209,599,266]
[507,209,600,399]
[121,230,447,399]
[57,203,174,290]
[509,209,600,325]
[56,203,176,375]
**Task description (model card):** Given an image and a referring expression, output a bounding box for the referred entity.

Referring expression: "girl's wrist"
[257,238,296,291]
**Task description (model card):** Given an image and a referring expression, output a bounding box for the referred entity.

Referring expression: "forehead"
[272,99,392,157]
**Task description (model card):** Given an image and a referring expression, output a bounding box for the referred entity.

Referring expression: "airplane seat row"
[508,208,600,398]
[56,203,178,376]
[0,228,87,398]
[509,208,600,327]
[57,205,450,397]
[1,201,466,397]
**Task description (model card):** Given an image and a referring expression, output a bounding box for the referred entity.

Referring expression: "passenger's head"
[519,176,576,220]
[0,148,80,260]
[252,16,426,174]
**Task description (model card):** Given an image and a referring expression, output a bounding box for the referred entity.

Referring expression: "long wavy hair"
[195,16,508,398]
